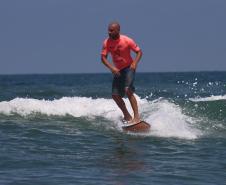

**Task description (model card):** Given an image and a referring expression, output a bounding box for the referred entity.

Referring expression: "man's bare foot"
[123,116,132,122]
[129,117,141,124]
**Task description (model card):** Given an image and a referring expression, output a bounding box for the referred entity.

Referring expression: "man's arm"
[130,50,143,71]
[101,54,120,76]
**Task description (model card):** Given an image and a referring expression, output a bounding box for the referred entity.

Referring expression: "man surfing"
[101,22,143,124]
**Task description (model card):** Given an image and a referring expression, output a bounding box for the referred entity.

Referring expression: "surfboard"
[122,121,151,133]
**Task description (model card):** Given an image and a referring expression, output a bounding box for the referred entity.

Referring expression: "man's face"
[108,24,120,40]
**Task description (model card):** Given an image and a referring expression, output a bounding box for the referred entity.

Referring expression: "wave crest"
[0,96,201,139]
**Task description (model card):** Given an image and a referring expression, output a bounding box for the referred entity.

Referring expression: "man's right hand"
[111,67,120,77]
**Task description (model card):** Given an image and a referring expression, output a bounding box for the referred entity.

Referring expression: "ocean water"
[0,72,226,185]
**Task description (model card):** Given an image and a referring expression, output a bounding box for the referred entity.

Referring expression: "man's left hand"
[130,62,137,71]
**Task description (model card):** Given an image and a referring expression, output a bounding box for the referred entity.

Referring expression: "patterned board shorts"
[112,66,135,97]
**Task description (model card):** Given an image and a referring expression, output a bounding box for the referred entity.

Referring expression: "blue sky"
[0,0,225,74]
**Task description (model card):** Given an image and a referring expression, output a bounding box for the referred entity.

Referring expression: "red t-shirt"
[101,35,141,70]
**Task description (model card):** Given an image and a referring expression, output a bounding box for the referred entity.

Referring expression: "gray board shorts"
[112,66,135,97]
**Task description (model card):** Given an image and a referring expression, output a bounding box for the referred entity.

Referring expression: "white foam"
[0,97,120,119]
[0,96,202,139]
[139,99,201,139]
[189,95,226,102]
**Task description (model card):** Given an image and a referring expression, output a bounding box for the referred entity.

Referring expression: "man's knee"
[125,87,133,97]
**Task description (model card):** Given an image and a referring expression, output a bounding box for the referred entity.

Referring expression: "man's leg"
[125,88,140,123]
[124,68,140,123]
[112,94,132,122]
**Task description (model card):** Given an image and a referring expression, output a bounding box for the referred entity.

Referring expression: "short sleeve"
[128,37,141,52]
[101,40,108,56]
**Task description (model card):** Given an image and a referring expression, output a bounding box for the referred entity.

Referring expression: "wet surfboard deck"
[122,121,151,133]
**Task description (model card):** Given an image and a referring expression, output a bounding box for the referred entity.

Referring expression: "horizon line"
[0,70,226,76]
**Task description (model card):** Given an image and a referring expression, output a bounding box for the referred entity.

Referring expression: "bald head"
[108,22,120,40]
[108,22,120,31]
